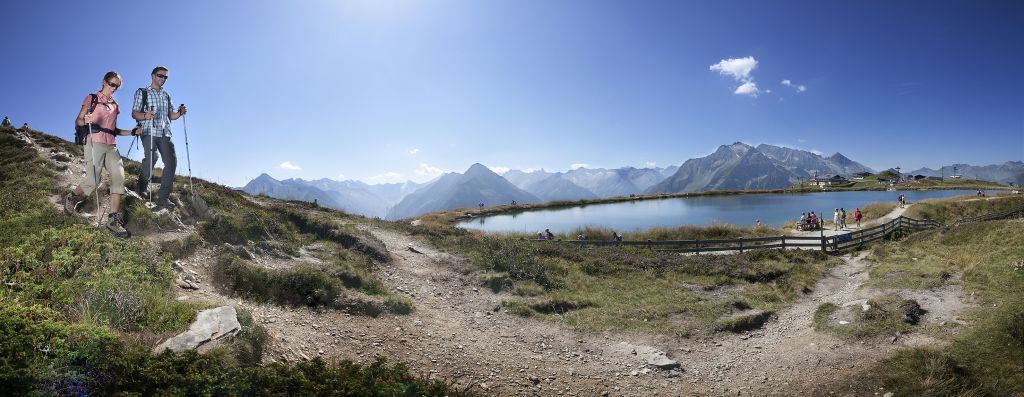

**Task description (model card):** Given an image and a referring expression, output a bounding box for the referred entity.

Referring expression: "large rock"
[606,342,681,370]
[154,306,241,353]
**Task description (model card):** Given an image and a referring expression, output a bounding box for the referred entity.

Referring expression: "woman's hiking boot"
[63,192,85,215]
[106,212,129,237]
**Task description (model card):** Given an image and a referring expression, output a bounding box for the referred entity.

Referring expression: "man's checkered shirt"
[132,87,174,137]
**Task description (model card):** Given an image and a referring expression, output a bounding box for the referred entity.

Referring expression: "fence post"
[696,239,701,255]
[820,226,826,252]
[859,229,864,248]
[739,239,744,253]
[780,235,786,250]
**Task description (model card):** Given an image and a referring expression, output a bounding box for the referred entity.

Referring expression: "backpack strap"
[87,93,98,114]
[140,88,149,111]
[84,93,117,136]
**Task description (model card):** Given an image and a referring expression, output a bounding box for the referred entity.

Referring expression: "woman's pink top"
[83,92,119,145]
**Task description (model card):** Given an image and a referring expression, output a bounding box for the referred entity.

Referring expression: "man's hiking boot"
[63,192,85,215]
[106,212,130,238]
[155,198,176,211]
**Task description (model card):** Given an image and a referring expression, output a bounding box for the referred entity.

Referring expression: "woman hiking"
[64,71,139,236]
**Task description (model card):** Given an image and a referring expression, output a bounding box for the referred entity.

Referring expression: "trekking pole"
[181,107,195,198]
[87,119,102,228]
[125,134,138,158]
[147,105,155,203]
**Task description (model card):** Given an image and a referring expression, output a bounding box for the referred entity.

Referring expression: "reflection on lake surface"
[457,190,982,233]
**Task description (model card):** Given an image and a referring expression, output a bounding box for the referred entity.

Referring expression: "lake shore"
[425,179,1010,228]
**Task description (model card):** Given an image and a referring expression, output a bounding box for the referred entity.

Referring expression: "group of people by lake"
[799,207,862,231]
[536,229,623,242]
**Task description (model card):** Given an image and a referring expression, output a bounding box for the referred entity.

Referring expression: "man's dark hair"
[151,66,168,75]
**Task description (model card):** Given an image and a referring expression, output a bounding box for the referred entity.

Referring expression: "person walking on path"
[833,208,841,230]
[133,66,187,209]
[64,71,140,236]
[1,115,11,127]
[854,207,862,228]
[840,208,847,229]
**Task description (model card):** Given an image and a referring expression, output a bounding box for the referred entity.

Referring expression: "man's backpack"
[73,94,99,145]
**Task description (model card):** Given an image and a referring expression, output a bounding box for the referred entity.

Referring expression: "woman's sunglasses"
[106,80,120,89]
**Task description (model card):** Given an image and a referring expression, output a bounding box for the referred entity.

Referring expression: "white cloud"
[490,166,511,174]
[710,57,758,81]
[797,139,806,143]
[644,161,657,168]
[414,162,443,177]
[279,161,301,171]
[337,173,347,180]
[408,148,419,155]
[781,79,807,92]
[570,163,590,170]
[710,56,763,97]
[734,81,759,97]
[809,149,824,156]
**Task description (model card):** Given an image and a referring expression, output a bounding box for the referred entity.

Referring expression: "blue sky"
[1,0,1021,186]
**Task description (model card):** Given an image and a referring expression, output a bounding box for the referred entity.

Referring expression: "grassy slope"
[383,217,841,336]
[821,197,1024,395]
[0,126,465,396]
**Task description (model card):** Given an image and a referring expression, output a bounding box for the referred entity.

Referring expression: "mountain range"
[242,174,420,218]
[386,164,540,220]
[908,162,1024,186]
[242,142,1015,220]
[646,143,874,193]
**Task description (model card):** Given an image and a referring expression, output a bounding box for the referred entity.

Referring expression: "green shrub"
[1,225,195,332]
[216,255,342,307]
[0,302,119,395]
[472,237,566,289]
[159,233,204,259]
[715,310,774,333]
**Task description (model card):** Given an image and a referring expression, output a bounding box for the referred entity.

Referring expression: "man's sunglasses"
[155,74,168,79]
[106,81,120,88]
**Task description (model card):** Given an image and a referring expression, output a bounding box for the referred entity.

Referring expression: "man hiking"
[133,66,187,209]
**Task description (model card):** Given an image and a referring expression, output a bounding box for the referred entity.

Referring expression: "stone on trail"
[607,342,680,370]
[154,306,241,353]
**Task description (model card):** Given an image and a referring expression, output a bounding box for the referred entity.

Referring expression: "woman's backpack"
[73,94,99,145]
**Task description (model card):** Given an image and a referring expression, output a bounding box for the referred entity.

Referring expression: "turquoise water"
[457,190,982,233]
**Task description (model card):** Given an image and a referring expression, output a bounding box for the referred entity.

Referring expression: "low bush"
[216,254,342,307]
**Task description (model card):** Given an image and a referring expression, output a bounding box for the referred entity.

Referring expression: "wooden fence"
[530,205,1024,255]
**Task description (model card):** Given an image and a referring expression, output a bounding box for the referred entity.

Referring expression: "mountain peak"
[829,152,852,163]
[254,173,277,181]
[466,163,491,173]
[714,142,753,157]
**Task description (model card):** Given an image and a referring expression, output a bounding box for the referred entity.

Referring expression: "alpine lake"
[457,190,983,234]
